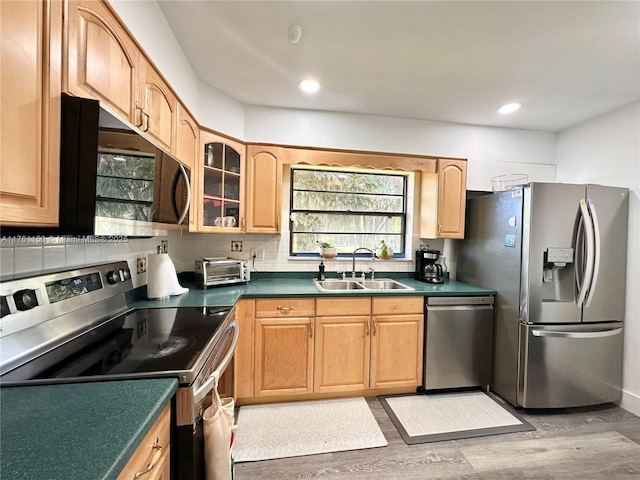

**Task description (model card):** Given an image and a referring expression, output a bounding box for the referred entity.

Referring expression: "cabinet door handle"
[310,319,314,338]
[142,110,150,132]
[132,439,163,479]
[276,216,280,231]
[276,306,293,313]
[437,222,442,236]
[135,101,144,128]
[372,318,377,336]
[366,319,370,336]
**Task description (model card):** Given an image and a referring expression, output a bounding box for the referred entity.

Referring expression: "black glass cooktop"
[2,306,232,384]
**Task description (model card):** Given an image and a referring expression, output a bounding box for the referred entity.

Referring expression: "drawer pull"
[132,439,163,479]
[276,306,294,313]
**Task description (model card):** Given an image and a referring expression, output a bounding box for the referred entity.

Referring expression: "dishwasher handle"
[426,304,494,313]
[426,296,494,307]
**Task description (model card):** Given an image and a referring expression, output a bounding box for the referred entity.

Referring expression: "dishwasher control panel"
[426,296,494,306]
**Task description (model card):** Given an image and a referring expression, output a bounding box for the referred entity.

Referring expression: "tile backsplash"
[0,236,164,288]
[1,233,447,283]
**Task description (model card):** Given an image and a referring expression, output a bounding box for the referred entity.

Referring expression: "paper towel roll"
[147,253,189,299]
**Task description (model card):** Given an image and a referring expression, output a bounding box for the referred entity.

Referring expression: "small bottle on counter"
[318,261,326,281]
[439,256,449,281]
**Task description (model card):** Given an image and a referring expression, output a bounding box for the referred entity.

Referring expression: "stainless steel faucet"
[351,247,376,278]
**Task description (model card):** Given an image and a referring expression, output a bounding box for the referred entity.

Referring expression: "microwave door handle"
[171,164,191,225]
[193,322,238,404]
[584,199,601,307]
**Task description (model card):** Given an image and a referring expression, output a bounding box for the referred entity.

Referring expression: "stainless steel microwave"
[195,258,250,288]
[2,94,191,236]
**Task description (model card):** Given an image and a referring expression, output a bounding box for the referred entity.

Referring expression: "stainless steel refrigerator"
[457,183,629,408]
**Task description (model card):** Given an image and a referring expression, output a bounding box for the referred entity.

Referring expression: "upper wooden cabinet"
[197,130,245,232]
[0,0,62,226]
[420,158,467,239]
[175,102,199,171]
[176,103,199,231]
[65,0,139,123]
[140,57,176,153]
[245,145,282,234]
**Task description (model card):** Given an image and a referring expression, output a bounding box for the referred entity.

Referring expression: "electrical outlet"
[231,240,243,252]
[250,248,264,261]
[160,240,168,253]
[136,256,147,274]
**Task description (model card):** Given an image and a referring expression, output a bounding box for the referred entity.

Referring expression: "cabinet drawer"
[117,404,170,480]
[316,297,371,316]
[255,298,315,317]
[372,296,424,315]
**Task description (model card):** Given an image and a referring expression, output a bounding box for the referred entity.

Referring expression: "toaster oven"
[195,258,250,288]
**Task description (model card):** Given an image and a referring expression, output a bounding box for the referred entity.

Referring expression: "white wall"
[244,106,557,191]
[556,101,640,416]
[109,0,200,110]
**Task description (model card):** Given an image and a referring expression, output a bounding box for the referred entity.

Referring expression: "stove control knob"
[1,295,14,318]
[121,268,131,281]
[106,270,123,284]
[13,289,42,311]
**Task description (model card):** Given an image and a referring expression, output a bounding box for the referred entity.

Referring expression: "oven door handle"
[193,321,238,404]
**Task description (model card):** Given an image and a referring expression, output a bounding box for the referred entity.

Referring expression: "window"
[290,166,408,256]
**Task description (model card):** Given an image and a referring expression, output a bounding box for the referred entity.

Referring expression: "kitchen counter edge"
[0,378,178,480]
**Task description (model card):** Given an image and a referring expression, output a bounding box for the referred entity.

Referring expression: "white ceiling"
[158,1,640,132]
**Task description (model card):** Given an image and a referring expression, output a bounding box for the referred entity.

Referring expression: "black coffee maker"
[415,249,444,284]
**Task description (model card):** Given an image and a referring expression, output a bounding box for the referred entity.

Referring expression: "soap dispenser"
[318,261,326,281]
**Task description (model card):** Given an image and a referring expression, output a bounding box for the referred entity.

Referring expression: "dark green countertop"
[0,379,178,480]
[127,273,495,308]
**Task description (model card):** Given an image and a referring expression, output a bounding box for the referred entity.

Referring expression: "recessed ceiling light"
[498,103,522,114]
[299,78,321,94]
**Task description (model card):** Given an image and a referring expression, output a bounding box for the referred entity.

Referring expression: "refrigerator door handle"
[532,327,622,339]
[584,199,601,307]
[576,199,595,308]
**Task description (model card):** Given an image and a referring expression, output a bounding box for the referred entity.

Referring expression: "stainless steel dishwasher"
[424,296,494,390]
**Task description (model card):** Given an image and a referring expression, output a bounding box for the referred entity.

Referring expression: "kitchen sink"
[313,280,366,290]
[313,278,414,292]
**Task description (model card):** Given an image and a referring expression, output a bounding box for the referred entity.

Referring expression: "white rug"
[380,391,534,444]
[233,397,387,462]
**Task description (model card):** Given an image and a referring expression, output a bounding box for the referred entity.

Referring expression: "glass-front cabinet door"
[198,131,245,231]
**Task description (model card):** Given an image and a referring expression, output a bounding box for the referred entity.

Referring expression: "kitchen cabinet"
[66,0,140,124]
[370,296,424,389]
[175,102,199,170]
[175,102,199,231]
[0,0,62,227]
[314,297,372,393]
[245,145,282,233]
[117,404,171,480]
[242,295,424,402]
[197,130,245,232]
[420,158,467,239]
[234,299,255,399]
[253,298,315,397]
[139,57,176,153]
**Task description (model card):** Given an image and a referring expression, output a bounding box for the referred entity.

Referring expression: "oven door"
[173,316,238,480]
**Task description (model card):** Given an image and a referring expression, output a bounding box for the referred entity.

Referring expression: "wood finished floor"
[234,397,640,480]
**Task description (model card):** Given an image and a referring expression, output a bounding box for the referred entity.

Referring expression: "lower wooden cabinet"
[117,404,171,480]
[370,313,424,389]
[253,298,315,397]
[371,296,424,389]
[240,295,424,401]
